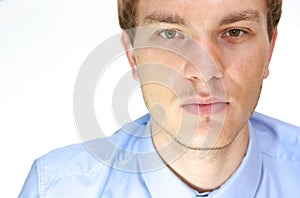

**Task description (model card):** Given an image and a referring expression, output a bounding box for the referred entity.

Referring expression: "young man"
[20,0,300,197]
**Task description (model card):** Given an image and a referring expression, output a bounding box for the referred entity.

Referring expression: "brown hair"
[118,0,282,40]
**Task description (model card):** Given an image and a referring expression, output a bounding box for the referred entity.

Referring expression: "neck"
[152,124,249,193]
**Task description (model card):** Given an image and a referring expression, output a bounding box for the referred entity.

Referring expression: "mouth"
[181,98,229,116]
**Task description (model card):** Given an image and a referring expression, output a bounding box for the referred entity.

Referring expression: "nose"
[182,38,223,83]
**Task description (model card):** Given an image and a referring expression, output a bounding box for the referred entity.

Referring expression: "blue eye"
[159,29,183,39]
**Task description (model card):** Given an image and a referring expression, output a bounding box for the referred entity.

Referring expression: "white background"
[0,0,299,197]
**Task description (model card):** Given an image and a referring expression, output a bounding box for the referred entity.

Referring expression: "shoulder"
[36,142,106,182]
[250,112,300,160]
[36,114,151,182]
[250,112,300,133]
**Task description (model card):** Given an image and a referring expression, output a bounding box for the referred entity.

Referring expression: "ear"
[263,27,278,78]
[121,31,139,80]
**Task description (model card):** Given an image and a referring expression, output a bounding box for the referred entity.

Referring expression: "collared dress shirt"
[20,112,300,198]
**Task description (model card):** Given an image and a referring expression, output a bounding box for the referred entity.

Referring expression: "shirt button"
[196,193,209,197]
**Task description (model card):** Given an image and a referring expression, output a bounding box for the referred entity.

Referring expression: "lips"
[181,98,229,116]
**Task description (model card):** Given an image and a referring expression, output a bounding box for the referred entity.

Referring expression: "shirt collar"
[137,120,197,197]
[209,121,262,197]
[137,118,262,198]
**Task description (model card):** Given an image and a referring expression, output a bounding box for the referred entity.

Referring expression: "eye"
[159,29,183,39]
[224,29,246,38]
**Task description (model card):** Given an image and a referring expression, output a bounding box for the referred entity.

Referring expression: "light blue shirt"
[20,112,300,198]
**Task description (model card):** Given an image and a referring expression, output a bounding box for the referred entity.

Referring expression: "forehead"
[137,0,267,27]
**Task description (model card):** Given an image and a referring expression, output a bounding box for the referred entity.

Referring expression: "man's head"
[118,0,282,41]
[120,0,279,152]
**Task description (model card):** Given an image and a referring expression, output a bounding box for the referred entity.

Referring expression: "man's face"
[124,0,276,150]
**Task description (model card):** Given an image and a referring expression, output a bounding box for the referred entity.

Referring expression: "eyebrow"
[142,9,261,27]
[142,12,186,26]
[219,9,261,26]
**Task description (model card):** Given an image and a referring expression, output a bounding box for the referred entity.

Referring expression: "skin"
[122,0,277,192]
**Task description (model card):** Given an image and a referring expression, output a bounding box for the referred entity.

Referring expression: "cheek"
[141,84,169,107]
[222,43,269,104]
[224,42,269,84]
[141,83,183,130]
[135,48,185,71]
[135,49,161,64]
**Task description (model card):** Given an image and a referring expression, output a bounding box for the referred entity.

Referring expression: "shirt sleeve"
[19,160,40,198]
